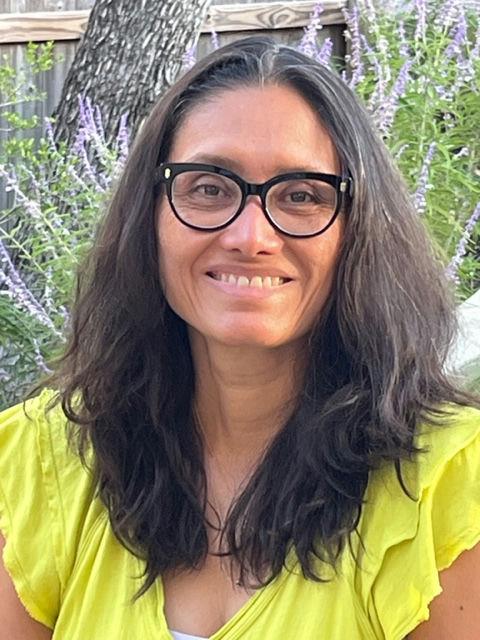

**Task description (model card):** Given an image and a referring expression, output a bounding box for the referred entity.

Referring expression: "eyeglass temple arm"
[154,166,167,184]
[340,176,354,198]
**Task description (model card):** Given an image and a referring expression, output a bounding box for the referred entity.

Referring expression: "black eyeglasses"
[154,162,353,238]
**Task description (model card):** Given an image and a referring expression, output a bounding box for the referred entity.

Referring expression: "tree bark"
[52,0,212,147]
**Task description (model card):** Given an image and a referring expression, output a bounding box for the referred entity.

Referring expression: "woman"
[0,36,479,640]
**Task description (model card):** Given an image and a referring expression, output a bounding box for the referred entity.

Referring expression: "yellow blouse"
[1,389,479,639]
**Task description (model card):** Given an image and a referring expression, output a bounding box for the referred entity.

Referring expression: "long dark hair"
[33,36,478,596]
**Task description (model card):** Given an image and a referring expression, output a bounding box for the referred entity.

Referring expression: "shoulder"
[0,389,101,628]
[354,403,480,640]
[408,538,480,639]
[415,403,480,473]
[0,388,92,495]
[0,387,99,529]
[366,403,480,512]
[1,387,73,449]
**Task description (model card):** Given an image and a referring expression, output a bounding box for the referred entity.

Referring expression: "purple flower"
[24,198,43,220]
[365,34,387,114]
[449,9,476,90]
[378,58,413,133]
[435,82,453,101]
[445,10,467,60]
[435,0,460,32]
[363,0,378,31]
[182,44,197,69]
[446,202,480,282]
[116,113,129,166]
[414,0,427,42]
[81,145,101,188]
[342,6,364,87]
[298,1,324,58]
[472,22,480,60]
[78,95,102,145]
[316,37,333,67]
[398,20,410,58]
[44,117,56,149]
[73,96,109,185]
[72,127,86,157]
[0,239,60,336]
[0,166,43,220]
[210,29,219,51]
[32,338,53,374]
[84,97,96,132]
[77,94,88,129]
[94,105,106,143]
[414,142,436,214]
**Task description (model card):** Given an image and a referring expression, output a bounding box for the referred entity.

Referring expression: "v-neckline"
[151,564,291,640]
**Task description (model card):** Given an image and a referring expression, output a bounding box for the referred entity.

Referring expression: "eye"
[286,190,316,203]
[185,173,236,200]
[278,184,329,206]
[194,183,225,197]
[268,179,337,217]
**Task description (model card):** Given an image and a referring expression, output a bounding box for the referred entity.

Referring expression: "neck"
[189,329,307,467]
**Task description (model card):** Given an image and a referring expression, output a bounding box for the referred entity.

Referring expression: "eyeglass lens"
[170,171,338,235]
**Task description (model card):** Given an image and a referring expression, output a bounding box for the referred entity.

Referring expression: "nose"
[218,195,284,256]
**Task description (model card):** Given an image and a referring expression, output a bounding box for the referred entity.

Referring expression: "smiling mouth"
[207,272,292,289]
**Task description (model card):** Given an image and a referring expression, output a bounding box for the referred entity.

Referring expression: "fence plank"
[206,1,346,32]
[0,10,88,42]
[0,0,94,11]
[0,1,347,44]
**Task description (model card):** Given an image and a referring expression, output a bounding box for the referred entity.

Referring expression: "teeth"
[211,272,288,288]
[250,276,263,288]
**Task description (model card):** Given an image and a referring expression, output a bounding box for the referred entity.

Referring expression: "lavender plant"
[1,1,480,405]
[0,88,128,406]
[341,0,479,298]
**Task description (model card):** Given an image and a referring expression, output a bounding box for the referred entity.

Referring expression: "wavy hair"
[34,36,478,597]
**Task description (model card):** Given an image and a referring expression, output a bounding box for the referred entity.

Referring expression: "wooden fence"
[0,1,348,44]
[0,1,347,146]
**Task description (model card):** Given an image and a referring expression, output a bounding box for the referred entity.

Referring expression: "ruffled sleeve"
[354,405,480,640]
[0,389,96,629]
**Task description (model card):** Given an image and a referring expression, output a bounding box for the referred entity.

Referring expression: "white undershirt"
[170,630,209,640]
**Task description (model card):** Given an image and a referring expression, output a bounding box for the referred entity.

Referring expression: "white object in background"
[447,289,480,383]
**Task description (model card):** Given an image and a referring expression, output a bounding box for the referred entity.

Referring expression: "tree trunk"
[52,0,212,147]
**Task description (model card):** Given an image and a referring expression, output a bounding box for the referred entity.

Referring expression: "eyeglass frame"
[153,162,354,238]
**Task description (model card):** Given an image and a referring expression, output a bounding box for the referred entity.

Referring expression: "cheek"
[155,204,208,310]
[301,225,343,317]
[306,220,344,282]
[156,204,180,295]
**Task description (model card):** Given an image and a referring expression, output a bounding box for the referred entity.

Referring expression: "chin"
[207,322,292,349]
[187,316,305,350]
[219,335,281,348]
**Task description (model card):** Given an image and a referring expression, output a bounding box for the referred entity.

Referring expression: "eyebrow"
[186,152,329,175]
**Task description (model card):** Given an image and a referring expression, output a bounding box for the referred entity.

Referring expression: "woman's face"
[156,84,344,349]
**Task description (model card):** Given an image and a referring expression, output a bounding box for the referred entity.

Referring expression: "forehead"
[169,84,340,177]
